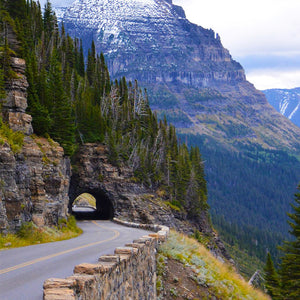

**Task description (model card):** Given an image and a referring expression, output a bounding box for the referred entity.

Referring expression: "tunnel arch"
[69,187,115,220]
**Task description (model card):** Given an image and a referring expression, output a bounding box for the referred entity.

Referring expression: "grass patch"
[158,230,270,300]
[0,117,24,153]
[0,216,82,249]
[165,201,181,211]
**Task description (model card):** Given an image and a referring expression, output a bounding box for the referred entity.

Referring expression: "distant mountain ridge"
[55,0,300,261]
[263,88,300,127]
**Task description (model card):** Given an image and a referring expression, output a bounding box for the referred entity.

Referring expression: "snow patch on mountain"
[263,88,300,127]
[55,0,188,46]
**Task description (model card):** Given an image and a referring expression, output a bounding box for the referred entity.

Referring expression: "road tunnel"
[70,190,114,220]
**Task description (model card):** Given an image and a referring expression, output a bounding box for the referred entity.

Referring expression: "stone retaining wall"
[43,219,169,300]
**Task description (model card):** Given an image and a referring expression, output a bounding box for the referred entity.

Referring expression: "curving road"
[0,221,150,300]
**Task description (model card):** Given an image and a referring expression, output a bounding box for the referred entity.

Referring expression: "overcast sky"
[40,0,300,90]
[173,0,300,90]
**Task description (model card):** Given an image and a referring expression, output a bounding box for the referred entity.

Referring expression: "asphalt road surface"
[0,221,150,300]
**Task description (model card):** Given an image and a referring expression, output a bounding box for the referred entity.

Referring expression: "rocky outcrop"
[0,58,70,233]
[0,136,70,232]
[1,57,33,135]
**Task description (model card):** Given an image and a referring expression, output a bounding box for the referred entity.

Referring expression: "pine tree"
[76,39,85,77]
[280,184,300,299]
[264,252,280,299]
[43,0,57,47]
[48,51,75,156]
[86,41,96,85]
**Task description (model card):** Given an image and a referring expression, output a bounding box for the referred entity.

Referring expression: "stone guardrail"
[43,218,169,300]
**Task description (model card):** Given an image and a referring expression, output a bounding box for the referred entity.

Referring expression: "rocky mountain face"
[57,0,300,258]
[0,58,70,233]
[263,88,300,127]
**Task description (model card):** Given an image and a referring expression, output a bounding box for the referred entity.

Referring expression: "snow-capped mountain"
[56,0,244,88]
[263,88,300,127]
[56,0,300,150]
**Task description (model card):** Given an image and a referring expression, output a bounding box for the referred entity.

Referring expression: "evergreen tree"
[43,0,57,47]
[264,252,280,299]
[86,41,96,85]
[48,51,75,156]
[75,39,85,77]
[280,184,300,299]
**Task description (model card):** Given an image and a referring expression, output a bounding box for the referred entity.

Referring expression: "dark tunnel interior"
[70,190,114,220]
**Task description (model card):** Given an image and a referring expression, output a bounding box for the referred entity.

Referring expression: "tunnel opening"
[70,190,114,220]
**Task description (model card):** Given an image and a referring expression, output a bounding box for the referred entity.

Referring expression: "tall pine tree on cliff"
[280,184,300,299]
[48,50,75,156]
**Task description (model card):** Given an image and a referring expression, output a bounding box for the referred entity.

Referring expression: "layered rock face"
[1,57,33,135]
[0,59,70,233]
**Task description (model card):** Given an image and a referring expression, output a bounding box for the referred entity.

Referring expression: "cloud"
[174,0,300,56]
[246,69,300,90]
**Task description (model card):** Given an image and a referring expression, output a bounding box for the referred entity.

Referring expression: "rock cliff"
[0,58,70,233]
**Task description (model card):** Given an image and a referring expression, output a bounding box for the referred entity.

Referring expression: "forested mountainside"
[263,87,300,127]
[0,0,209,235]
[56,0,300,263]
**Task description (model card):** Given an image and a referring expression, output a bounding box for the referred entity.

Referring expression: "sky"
[173,0,300,90]
[39,0,300,90]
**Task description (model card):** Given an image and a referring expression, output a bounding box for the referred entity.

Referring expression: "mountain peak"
[60,0,241,88]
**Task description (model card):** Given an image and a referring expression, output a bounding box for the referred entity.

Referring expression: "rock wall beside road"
[43,221,169,300]
[0,58,70,233]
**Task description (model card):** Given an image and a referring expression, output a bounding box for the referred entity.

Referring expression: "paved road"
[0,221,150,300]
